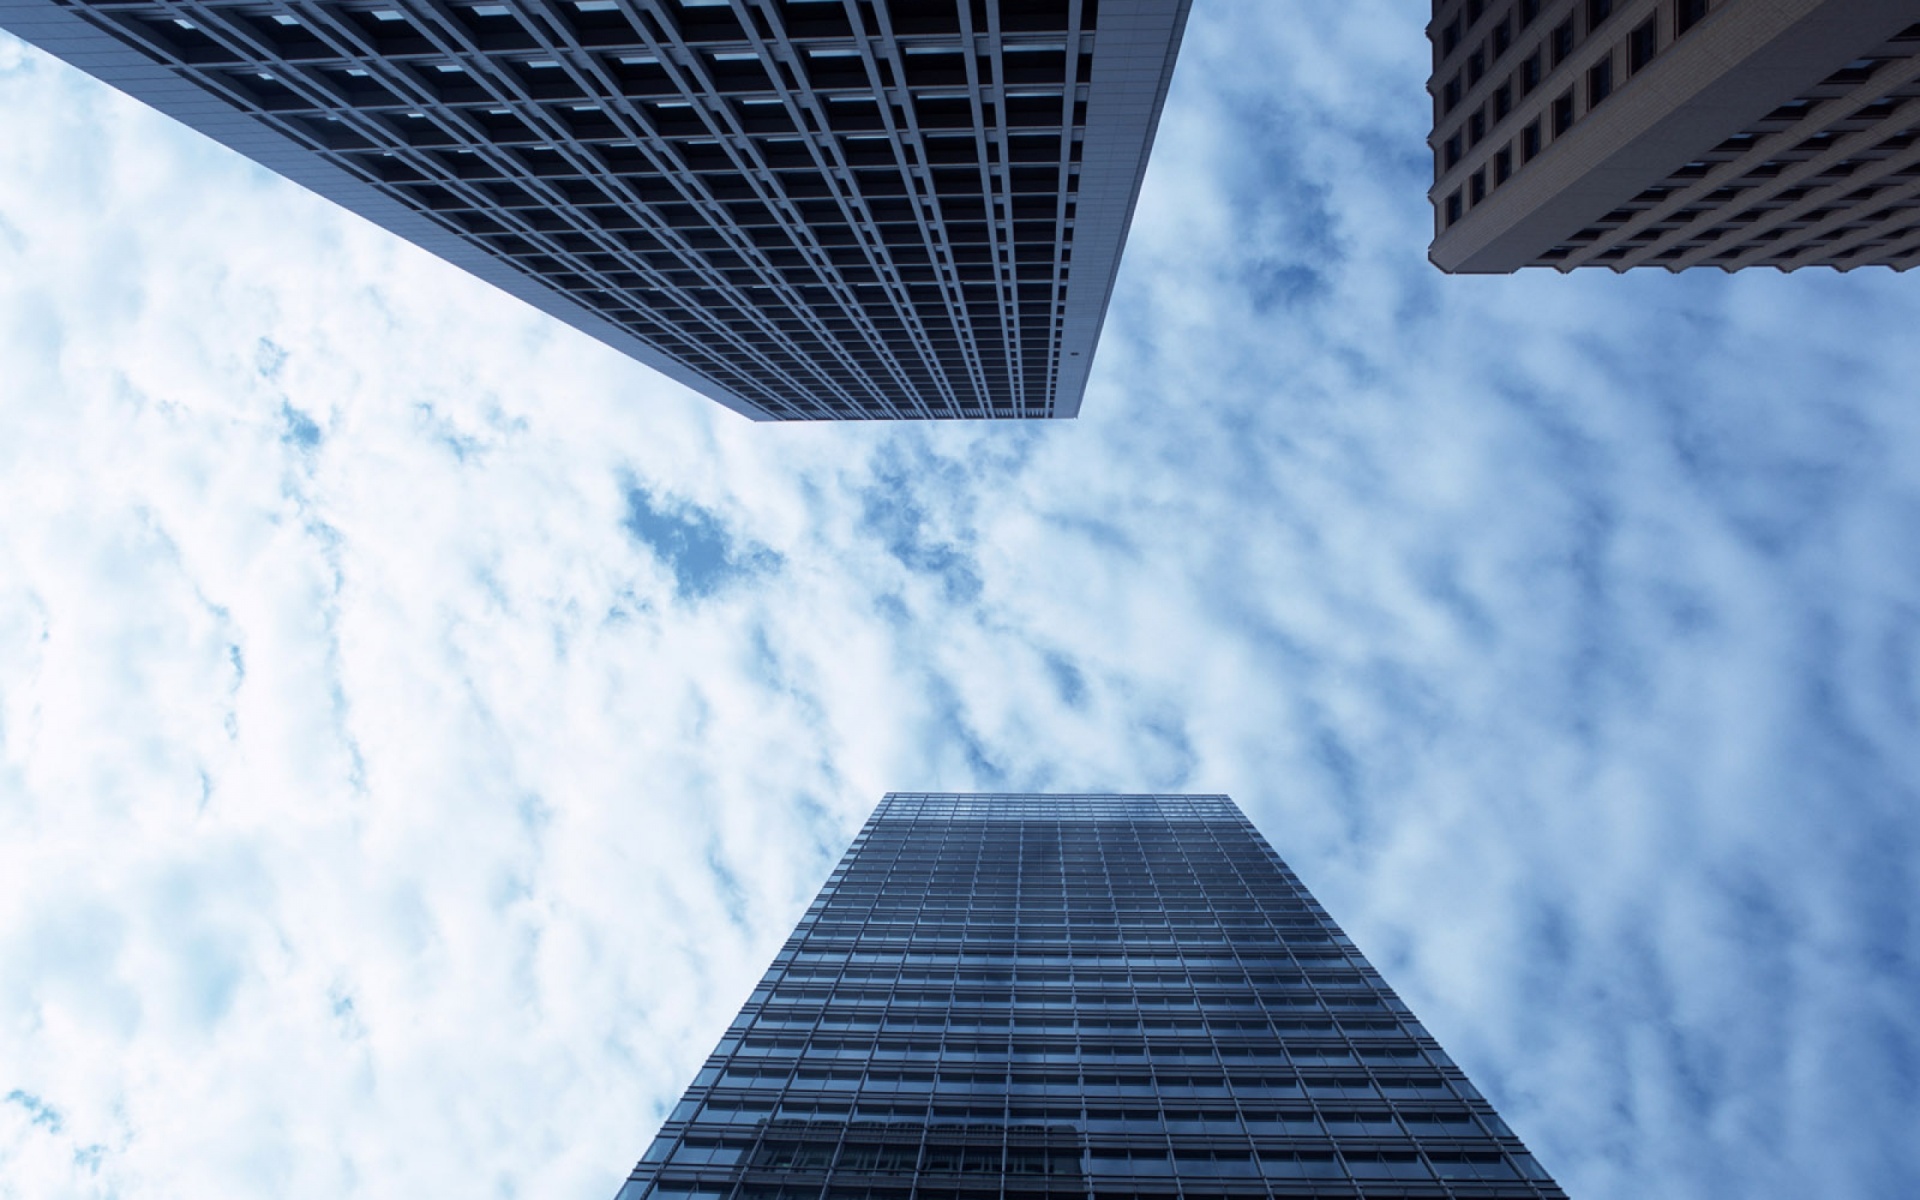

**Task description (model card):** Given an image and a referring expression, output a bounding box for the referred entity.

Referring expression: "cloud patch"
[621,483,780,601]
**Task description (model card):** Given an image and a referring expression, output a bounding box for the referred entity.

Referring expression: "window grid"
[41,0,1167,418]
[619,794,1565,1200]
[1427,0,1920,272]
[1544,43,1920,270]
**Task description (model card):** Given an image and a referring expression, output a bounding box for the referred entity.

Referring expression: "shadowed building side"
[1427,0,1920,273]
[0,0,1188,419]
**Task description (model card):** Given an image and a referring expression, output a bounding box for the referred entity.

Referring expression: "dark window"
[1520,0,1542,27]
[1470,170,1487,203]
[1469,110,1487,146]
[1553,91,1575,134]
[1676,0,1708,35]
[1468,50,1485,85]
[1445,132,1463,168]
[1586,0,1614,32]
[1523,120,1542,159]
[1825,58,1882,86]
[1588,57,1613,106]
[1521,52,1543,94]
[1494,83,1513,120]
[1444,74,1463,112]
[1442,18,1462,55]
[1551,20,1575,65]
[1447,190,1464,225]
[1629,18,1658,71]
[1468,0,1485,23]
[1493,16,1512,57]
[1494,146,1513,182]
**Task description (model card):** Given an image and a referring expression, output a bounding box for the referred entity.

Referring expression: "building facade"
[616,793,1563,1200]
[1428,0,1920,272]
[0,0,1188,419]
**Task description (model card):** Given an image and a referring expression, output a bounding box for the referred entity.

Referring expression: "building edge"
[1051,0,1191,417]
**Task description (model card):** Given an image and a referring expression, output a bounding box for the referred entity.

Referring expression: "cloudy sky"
[3,2,1919,1198]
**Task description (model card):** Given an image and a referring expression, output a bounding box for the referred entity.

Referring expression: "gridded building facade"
[616,794,1563,1200]
[1427,0,1920,272]
[0,0,1189,419]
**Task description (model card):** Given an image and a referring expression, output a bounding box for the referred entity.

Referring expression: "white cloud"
[4,4,1920,1199]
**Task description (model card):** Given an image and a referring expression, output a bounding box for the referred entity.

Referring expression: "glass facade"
[618,793,1564,1200]
[0,0,1189,419]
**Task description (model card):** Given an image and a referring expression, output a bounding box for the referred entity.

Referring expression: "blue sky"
[2,3,1919,1198]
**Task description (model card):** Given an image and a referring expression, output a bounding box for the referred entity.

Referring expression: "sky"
[2,2,1919,1198]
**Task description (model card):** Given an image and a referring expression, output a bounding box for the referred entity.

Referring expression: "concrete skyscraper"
[1428,0,1920,272]
[616,793,1562,1200]
[0,0,1189,418]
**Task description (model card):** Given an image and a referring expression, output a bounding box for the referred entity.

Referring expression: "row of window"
[724,1045,1426,1063]
[746,1016,1401,1034]
[764,982,1378,1001]
[814,905,1312,916]
[829,868,1304,878]
[769,979,1366,996]
[827,880,1290,889]
[642,1154,1536,1188]
[758,996,1384,1012]
[1440,1,1716,228]
[854,826,1267,833]
[776,968,1348,983]
[116,0,1098,65]
[796,936,1336,950]
[681,1105,1497,1136]
[653,1145,1529,1179]
[829,877,1303,888]
[1536,53,1920,266]
[796,935,1328,949]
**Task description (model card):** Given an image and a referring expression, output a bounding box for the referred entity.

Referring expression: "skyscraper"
[0,0,1188,419]
[1428,0,1920,272]
[617,793,1562,1200]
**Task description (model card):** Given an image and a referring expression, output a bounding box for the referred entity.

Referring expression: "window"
[1493,16,1512,57]
[1523,119,1542,159]
[1493,83,1512,120]
[1676,0,1708,36]
[1519,0,1542,27]
[1445,132,1463,168]
[1494,146,1513,182]
[1629,17,1658,71]
[1442,17,1462,55]
[1826,58,1882,86]
[1551,20,1575,65]
[1467,0,1485,22]
[1469,110,1486,146]
[1586,0,1613,32]
[1553,90,1575,134]
[1588,56,1613,106]
[1521,51,1542,94]
[1470,169,1486,203]
[1468,49,1485,85]
[1444,74,1463,112]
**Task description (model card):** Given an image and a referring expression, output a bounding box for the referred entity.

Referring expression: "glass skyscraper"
[618,793,1563,1200]
[0,0,1189,419]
